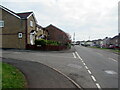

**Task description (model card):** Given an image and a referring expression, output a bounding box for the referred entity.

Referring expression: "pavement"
[2,58,80,89]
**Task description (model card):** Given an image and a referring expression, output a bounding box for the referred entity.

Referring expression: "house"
[92,39,103,47]
[0,5,37,49]
[36,24,49,40]
[80,41,86,46]
[85,40,93,46]
[110,34,120,47]
[45,24,70,45]
[103,37,111,48]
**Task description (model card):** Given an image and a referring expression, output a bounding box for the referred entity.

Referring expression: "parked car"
[108,44,115,49]
[114,45,120,49]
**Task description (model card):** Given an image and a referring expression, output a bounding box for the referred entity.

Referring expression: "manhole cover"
[104,70,117,74]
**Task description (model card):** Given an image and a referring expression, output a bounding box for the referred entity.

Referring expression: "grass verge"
[1,62,27,88]
[89,46,120,53]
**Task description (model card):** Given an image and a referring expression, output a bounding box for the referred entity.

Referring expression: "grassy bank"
[89,46,120,53]
[1,62,27,88]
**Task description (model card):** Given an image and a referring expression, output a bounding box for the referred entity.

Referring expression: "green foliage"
[35,39,47,46]
[65,42,71,48]
[35,39,61,46]
[2,62,26,88]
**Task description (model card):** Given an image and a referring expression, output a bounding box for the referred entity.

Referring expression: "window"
[0,20,4,27]
[30,20,33,27]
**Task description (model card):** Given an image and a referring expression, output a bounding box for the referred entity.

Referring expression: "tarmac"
[2,57,80,89]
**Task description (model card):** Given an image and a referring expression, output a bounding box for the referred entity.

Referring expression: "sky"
[1,0,119,41]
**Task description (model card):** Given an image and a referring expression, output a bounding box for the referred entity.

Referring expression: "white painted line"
[75,52,83,60]
[81,60,84,63]
[96,83,101,89]
[75,51,101,89]
[83,63,86,66]
[73,53,76,58]
[91,75,96,82]
[108,58,118,62]
[88,70,92,74]
[74,51,101,89]
[85,66,89,69]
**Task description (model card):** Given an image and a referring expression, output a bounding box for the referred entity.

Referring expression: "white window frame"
[30,20,33,27]
[0,20,4,27]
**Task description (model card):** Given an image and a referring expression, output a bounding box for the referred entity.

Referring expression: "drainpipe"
[19,19,22,49]
[25,19,28,49]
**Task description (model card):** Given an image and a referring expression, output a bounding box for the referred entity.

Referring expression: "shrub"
[35,39,61,46]
[35,39,47,46]
[65,42,71,48]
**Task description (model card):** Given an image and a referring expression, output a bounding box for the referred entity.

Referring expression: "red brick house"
[46,24,71,45]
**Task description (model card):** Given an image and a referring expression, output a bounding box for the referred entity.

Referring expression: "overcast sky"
[1,0,119,41]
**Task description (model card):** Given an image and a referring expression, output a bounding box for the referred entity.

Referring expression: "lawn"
[1,62,27,88]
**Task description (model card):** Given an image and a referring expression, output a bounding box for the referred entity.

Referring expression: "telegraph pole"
[89,36,90,40]
[73,32,75,43]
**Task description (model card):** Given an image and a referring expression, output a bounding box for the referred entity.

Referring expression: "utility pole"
[73,32,75,43]
[89,36,90,41]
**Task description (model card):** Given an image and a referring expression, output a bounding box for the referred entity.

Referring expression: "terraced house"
[0,5,48,49]
[36,24,49,40]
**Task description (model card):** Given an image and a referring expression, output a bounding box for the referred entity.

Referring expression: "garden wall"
[26,44,68,51]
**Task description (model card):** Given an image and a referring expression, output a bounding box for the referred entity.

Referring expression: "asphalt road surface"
[1,45,118,89]
[2,58,78,88]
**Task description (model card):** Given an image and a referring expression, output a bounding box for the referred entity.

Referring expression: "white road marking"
[96,83,101,89]
[83,63,86,66]
[72,53,76,58]
[75,51,102,89]
[81,60,84,63]
[88,70,92,74]
[108,58,118,62]
[75,52,83,60]
[105,70,117,75]
[91,75,97,82]
[85,66,89,69]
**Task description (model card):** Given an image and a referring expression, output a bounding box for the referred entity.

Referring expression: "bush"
[35,39,61,46]
[35,39,47,46]
[65,42,71,48]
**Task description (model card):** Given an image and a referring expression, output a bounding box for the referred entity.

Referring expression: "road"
[74,46,118,89]
[2,58,78,88]
[1,45,118,89]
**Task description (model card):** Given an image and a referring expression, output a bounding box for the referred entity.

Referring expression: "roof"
[0,5,21,19]
[111,35,119,40]
[36,24,43,29]
[0,5,37,21]
[46,24,66,33]
[16,12,33,19]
